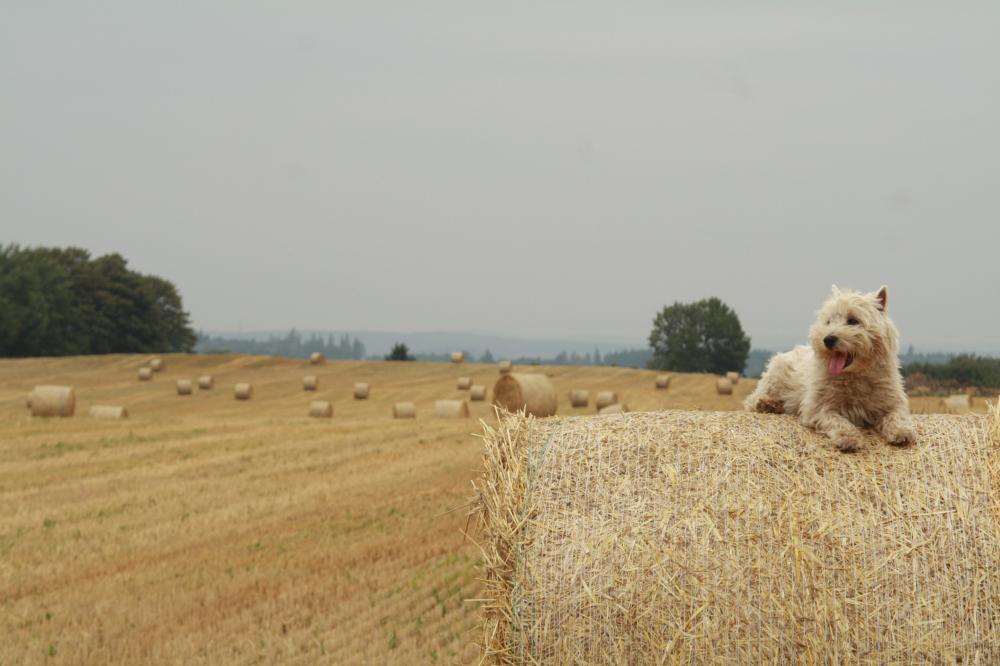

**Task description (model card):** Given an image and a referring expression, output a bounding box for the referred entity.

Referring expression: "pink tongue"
[828,352,847,376]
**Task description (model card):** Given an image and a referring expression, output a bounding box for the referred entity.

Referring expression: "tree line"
[196,330,367,360]
[0,245,196,357]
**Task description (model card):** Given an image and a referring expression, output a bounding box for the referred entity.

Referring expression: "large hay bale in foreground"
[498,360,512,374]
[393,402,416,419]
[726,371,740,384]
[176,379,193,395]
[310,352,325,365]
[942,394,972,414]
[716,377,733,395]
[493,373,557,417]
[594,391,618,410]
[89,405,128,420]
[655,374,671,389]
[451,351,465,364]
[353,382,370,399]
[457,377,472,390]
[150,358,165,372]
[138,367,153,381]
[473,409,1000,663]
[303,375,319,391]
[434,400,469,418]
[197,375,214,390]
[470,385,488,401]
[234,383,253,400]
[308,401,333,418]
[569,390,589,408]
[30,386,75,417]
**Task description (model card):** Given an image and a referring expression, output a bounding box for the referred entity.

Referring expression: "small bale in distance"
[598,403,627,415]
[569,390,590,408]
[595,391,618,410]
[303,375,319,391]
[26,391,35,409]
[941,394,971,414]
[726,371,740,384]
[308,401,333,418]
[493,373,557,417]
[655,375,671,390]
[353,382,370,399]
[717,377,734,395]
[176,379,193,396]
[30,386,75,418]
[89,405,128,420]
[234,383,253,400]
[434,400,469,418]
[470,385,488,401]
[197,375,214,390]
[150,358,165,372]
[310,352,325,365]
[498,360,512,374]
[138,367,153,381]
[457,377,472,390]
[450,351,465,364]
[393,402,416,419]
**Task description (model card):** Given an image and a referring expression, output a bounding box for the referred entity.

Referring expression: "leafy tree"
[647,297,751,373]
[480,348,495,364]
[385,343,413,361]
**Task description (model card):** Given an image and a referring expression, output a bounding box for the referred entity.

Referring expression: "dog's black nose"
[823,335,838,350]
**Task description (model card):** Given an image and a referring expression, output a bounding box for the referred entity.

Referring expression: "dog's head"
[808,285,899,376]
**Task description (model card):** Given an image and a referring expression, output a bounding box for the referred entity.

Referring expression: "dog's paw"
[754,398,784,414]
[886,427,916,447]
[835,434,860,453]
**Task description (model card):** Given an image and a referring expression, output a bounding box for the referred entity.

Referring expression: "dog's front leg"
[876,409,916,447]
[806,409,864,453]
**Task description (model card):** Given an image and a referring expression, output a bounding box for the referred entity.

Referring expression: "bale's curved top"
[473,408,1000,664]
[493,373,557,418]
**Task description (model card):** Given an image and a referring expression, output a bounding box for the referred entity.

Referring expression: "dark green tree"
[647,297,751,373]
[385,343,413,361]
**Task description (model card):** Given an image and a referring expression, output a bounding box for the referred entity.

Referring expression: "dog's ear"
[831,284,841,295]
[875,285,888,312]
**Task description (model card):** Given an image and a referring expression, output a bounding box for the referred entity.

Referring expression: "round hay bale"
[150,358,165,372]
[353,382,370,399]
[308,400,333,418]
[655,374,671,390]
[457,377,472,391]
[176,379,193,396]
[716,377,734,395]
[303,375,319,391]
[470,385,488,401]
[197,375,214,390]
[26,391,35,409]
[594,391,618,410]
[310,352,325,365]
[450,351,465,364]
[138,367,153,381]
[393,402,416,419]
[30,386,75,418]
[569,390,590,408]
[498,360,513,374]
[473,410,1000,663]
[493,373,557,417]
[234,383,253,400]
[89,405,128,420]
[598,403,627,414]
[434,400,469,418]
[941,394,971,414]
[726,371,741,384]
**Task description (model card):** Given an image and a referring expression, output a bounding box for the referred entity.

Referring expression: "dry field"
[0,354,980,664]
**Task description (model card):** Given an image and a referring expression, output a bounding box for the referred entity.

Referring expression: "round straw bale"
[726,371,740,384]
[26,391,35,409]
[308,400,333,418]
[138,367,153,381]
[598,403,627,414]
[493,373,557,417]
[569,390,590,408]
[434,400,469,418]
[310,351,325,365]
[594,391,618,410]
[393,402,416,419]
[470,385,487,401]
[353,382,370,399]
[473,409,1000,663]
[450,351,465,364]
[89,405,128,420]
[234,383,253,400]
[498,361,512,374]
[176,379,193,395]
[30,386,75,418]
[150,358,165,372]
[197,375,214,390]
[654,374,671,390]
[716,377,733,395]
[303,375,318,391]
[941,394,971,414]
[457,377,472,390]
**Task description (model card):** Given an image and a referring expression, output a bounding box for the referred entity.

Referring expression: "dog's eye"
[847,317,859,325]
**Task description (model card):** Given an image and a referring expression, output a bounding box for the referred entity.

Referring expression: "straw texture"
[30,386,75,417]
[493,374,557,418]
[473,408,1000,664]
[568,390,589,408]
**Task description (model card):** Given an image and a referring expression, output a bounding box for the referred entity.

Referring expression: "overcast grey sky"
[3,2,998,352]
